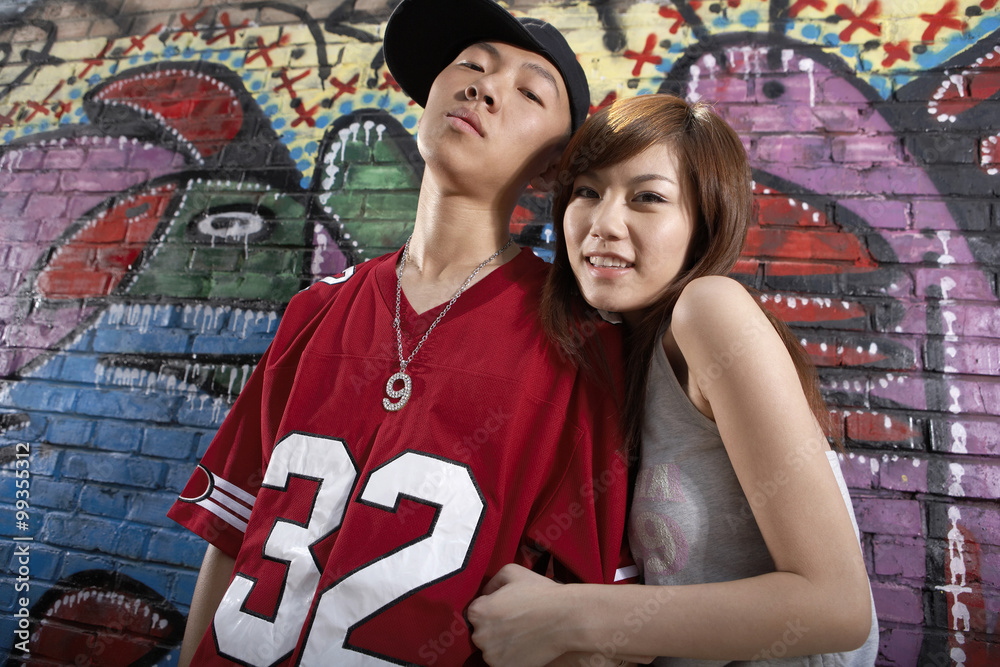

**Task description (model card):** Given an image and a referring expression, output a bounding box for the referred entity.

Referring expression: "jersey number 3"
[213,432,485,665]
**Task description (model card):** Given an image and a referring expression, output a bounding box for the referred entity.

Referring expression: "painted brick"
[23,193,70,220]
[871,581,924,624]
[147,528,207,569]
[836,198,909,230]
[87,147,129,169]
[854,497,923,537]
[929,418,1000,457]
[927,458,1000,499]
[226,309,280,338]
[878,455,929,493]
[12,543,63,580]
[756,135,829,164]
[913,267,996,300]
[44,417,94,446]
[62,451,165,488]
[180,304,232,333]
[60,170,146,193]
[59,552,117,579]
[73,387,177,423]
[191,333,271,356]
[41,513,122,552]
[2,381,76,413]
[114,563,173,602]
[126,491,177,526]
[831,135,902,164]
[0,171,60,193]
[164,462,196,494]
[114,523,149,559]
[42,147,88,170]
[92,328,192,355]
[173,569,199,608]
[873,535,927,579]
[846,412,925,449]
[927,502,1000,547]
[913,198,991,232]
[838,451,879,490]
[79,485,135,520]
[906,133,977,165]
[141,427,199,459]
[345,164,417,190]
[926,339,1000,375]
[28,474,81,511]
[176,395,230,428]
[875,627,923,667]
[94,420,144,453]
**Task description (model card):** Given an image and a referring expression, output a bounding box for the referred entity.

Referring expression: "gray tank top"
[628,334,879,666]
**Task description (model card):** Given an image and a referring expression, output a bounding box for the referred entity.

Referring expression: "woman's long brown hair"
[541,94,832,460]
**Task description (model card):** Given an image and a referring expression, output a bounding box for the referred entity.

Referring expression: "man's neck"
[400,180,521,315]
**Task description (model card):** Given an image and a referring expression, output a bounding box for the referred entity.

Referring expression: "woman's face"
[563,142,696,325]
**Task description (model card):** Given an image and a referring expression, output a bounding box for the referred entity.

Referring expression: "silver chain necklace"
[383,235,515,411]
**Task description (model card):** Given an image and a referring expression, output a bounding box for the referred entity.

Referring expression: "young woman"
[467,95,878,666]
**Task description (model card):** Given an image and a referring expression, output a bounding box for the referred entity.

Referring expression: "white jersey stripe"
[198,498,249,533]
[211,487,253,520]
[214,474,257,506]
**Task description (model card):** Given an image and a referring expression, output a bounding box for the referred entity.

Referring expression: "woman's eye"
[459,61,484,72]
[635,192,667,204]
[521,89,541,104]
[573,186,599,199]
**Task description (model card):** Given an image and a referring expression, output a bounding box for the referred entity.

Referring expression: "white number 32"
[213,432,485,665]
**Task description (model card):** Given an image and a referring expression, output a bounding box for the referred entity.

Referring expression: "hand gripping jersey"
[168,247,636,666]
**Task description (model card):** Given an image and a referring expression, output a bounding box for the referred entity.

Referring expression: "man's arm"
[178,544,236,667]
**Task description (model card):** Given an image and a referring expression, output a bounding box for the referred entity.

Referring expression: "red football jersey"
[168,247,635,666]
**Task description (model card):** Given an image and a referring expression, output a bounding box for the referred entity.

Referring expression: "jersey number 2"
[213,433,485,665]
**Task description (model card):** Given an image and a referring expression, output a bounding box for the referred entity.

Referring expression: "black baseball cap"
[383,0,591,132]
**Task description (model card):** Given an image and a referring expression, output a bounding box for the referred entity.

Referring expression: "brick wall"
[0,0,997,664]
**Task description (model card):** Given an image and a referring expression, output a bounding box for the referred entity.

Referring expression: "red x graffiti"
[205,12,249,46]
[79,39,114,78]
[0,103,20,127]
[292,101,320,128]
[25,81,64,123]
[55,100,73,120]
[788,0,827,18]
[624,34,663,76]
[882,41,911,67]
[330,73,359,102]
[246,33,291,67]
[173,9,208,41]
[835,1,881,41]
[274,68,311,97]
[657,6,685,34]
[589,91,617,115]
[378,72,402,92]
[919,1,966,42]
[123,24,164,55]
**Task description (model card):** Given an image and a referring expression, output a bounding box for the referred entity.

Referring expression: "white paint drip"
[798,58,816,108]
[951,423,968,454]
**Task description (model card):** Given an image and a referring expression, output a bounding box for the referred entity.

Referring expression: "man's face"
[417,41,572,195]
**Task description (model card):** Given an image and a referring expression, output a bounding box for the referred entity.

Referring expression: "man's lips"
[446,109,484,136]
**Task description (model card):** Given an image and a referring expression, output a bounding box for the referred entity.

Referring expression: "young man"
[168,0,634,664]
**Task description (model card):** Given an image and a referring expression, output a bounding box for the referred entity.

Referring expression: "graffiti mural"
[0,0,998,664]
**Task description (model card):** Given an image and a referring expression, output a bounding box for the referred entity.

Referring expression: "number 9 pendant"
[383,371,412,411]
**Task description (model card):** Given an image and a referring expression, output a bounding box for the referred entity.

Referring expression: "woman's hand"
[468,563,569,667]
